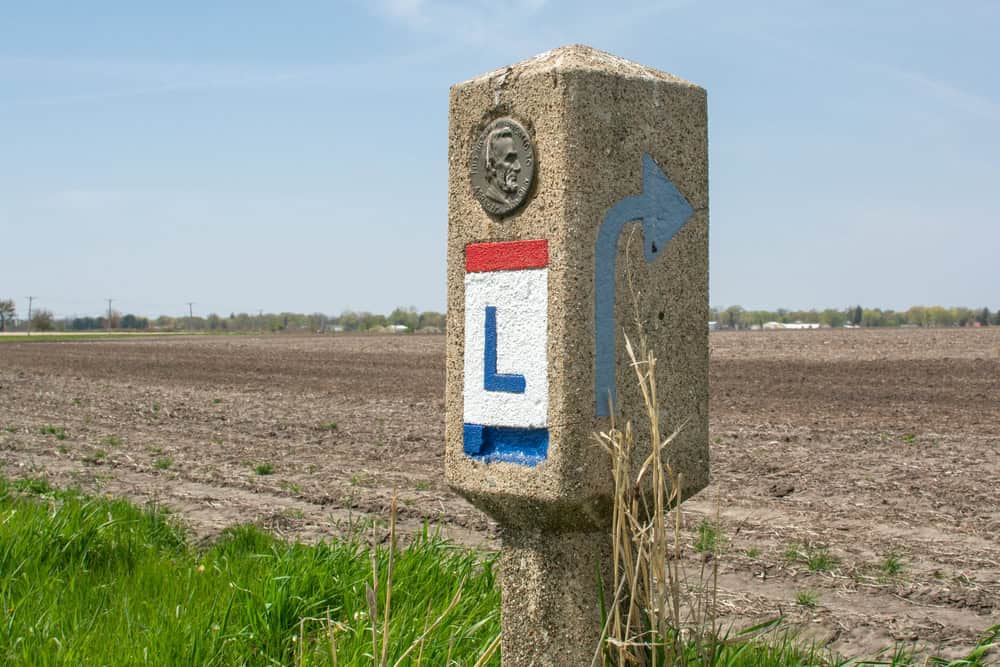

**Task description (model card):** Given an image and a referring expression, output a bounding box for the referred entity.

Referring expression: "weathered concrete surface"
[445,44,709,665]
[446,43,708,528]
[497,529,612,667]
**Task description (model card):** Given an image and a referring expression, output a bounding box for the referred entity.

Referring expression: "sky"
[1,1,998,319]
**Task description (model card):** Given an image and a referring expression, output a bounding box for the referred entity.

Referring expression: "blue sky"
[2,1,997,319]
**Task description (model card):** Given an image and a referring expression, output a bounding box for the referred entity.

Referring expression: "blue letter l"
[483,306,526,393]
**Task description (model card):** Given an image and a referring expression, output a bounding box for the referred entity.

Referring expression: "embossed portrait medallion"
[470,118,535,217]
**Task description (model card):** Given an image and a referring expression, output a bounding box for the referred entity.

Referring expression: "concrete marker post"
[446,45,709,666]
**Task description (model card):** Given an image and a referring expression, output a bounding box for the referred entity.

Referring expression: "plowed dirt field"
[1,329,997,658]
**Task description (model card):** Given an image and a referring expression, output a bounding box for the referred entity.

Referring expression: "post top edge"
[451,44,701,91]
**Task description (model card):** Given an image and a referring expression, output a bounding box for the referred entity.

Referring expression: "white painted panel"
[463,268,548,428]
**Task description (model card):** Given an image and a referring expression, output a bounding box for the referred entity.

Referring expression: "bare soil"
[1,329,997,659]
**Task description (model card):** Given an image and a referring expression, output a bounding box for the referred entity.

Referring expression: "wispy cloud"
[367,0,550,45]
[873,64,1000,123]
[0,48,457,107]
[0,56,344,106]
[374,0,427,24]
[726,20,1000,125]
[370,0,548,27]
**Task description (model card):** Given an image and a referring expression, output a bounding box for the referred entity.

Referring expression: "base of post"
[498,528,612,667]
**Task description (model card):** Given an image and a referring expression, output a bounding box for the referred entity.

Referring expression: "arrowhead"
[640,154,694,262]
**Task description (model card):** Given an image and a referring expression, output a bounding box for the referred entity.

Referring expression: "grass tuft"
[805,546,839,572]
[40,424,68,440]
[795,590,819,608]
[881,551,905,576]
[693,517,726,554]
[785,542,839,572]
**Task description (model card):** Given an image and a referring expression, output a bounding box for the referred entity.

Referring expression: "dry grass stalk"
[379,491,398,667]
[594,330,720,667]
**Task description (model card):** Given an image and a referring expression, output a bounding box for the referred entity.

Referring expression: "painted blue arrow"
[595,153,694,417]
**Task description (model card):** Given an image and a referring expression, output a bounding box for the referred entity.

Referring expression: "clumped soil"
[1,329,997,658]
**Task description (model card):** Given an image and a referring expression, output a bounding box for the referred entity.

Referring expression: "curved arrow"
[595,153,694,417]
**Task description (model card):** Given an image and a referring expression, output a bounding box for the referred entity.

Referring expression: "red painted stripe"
[466,240,549,272]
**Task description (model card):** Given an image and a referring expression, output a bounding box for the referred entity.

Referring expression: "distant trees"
[388,307,419,331]
[120,314,148,330]
[31,309,55,332]
[67,314,147,330]
[724,305,744,330]
[418,311,445,330]
[69,317,101,331]
[710,304,999,329]
[819,309,847,328]
[0,306,448,334]
[0,299,15,331]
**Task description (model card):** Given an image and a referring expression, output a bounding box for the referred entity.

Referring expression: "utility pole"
[106,298,114,332]
[186,302,195,331]
[26,296,36,336]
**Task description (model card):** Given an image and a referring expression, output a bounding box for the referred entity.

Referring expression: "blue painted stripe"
[463,423,548,467]
[483,306,526,393]
[594,154,694,416]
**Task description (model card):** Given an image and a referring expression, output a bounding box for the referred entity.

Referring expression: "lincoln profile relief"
[470,118,535,216]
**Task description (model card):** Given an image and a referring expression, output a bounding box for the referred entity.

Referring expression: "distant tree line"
[711,305,999,329]
[3,296,996,333]
[0,300,445,334]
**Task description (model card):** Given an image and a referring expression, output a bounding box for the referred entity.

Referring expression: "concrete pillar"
[445,45,709,666]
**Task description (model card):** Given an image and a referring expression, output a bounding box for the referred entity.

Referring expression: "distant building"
[708,321,719,331]
[763,321,821,330]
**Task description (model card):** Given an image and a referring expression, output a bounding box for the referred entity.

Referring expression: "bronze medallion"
[470,117,535,217]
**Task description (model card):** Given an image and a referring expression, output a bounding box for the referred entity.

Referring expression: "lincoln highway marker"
[445,45,709,666]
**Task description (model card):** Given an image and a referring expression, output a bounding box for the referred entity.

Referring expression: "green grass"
[694,518,726,554]
[881,551,905,576]
[154,457,173,471]
[101,435,123,448]
[39,424,68,440]
[319,421,338,431]
[785,542,839,572]
[254,463,275,476]
[795,590,819,608]
[805,546,839,572]
[84,448,108,464]
[279,480,302,494]
[0,476,500,665]
[0,477,995,666]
